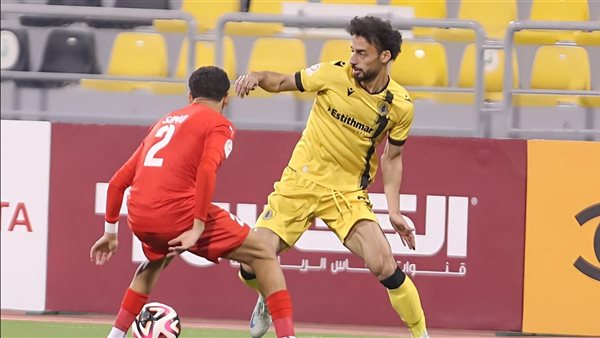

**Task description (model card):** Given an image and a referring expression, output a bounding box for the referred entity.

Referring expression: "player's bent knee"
[367,253,397,280]
[255,242,278,262]
[251,230,279,253]
[244,253,279,278]
[231,231,278,265]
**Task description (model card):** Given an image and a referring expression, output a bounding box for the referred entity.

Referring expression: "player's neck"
[191,98,223,114]
[359,71,389,94]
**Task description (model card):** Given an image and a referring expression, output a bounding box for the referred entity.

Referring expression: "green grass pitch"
[1,320,392,338]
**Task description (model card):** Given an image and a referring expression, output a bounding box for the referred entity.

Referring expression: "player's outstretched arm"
[381,141,416,250]
[234,71,297,97]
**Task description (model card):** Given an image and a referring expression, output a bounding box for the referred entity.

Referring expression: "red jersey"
[105,103,235,233]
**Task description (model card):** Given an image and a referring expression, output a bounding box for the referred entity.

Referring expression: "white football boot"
[249,295,272,338]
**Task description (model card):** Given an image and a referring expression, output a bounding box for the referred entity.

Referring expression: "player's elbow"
[381,151,402,171]
[108,176,127,192]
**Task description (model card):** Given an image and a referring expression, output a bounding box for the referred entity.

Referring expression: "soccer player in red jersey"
[90,66,296,338]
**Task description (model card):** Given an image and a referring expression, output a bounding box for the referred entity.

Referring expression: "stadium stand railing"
[503,20,600,140]
[212,13,489,136]
[1,2,599,140]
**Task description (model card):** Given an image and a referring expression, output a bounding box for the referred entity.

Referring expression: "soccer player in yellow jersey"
[235,16,428,338]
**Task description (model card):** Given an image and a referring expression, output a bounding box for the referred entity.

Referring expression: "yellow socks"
[387,276,427,337]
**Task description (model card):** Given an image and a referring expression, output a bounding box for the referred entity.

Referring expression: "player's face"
[349,35,385,82]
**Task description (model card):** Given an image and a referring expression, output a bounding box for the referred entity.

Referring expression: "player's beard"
[353,67,378,83]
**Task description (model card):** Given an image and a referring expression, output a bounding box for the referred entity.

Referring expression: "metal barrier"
[1,6,489,136]
[503,20,600,138]
[212,13,488,136]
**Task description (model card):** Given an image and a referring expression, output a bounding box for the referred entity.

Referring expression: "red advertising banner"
[47,123,527,331]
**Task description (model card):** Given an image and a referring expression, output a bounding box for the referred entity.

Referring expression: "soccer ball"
[131,302,181,338]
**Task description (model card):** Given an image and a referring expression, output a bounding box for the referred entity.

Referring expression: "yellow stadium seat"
[151,37,236,95]
[514,46,590,106]
[435,44,519,104]
[81,32,167,92]
[433,0,517,41]
[320,39,351,63]
[390,41,448,100]
[247,37,307,98]
[515,0,590,44]
[153,0,240,34]
[390,0,447,37]
[226,0,307,36]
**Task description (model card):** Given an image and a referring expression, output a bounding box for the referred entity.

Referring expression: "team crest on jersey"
[305,63,320,76]
[377,101,391,116]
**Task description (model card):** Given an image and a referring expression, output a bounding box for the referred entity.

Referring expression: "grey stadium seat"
[21,28,100,88]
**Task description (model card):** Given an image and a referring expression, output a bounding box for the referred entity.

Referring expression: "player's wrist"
[388,209,402,216]
[252,71,265,83]
[104,221,118,234]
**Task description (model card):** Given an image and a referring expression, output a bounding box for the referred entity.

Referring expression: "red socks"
[114,288,292,337]
[265,290,295,338]
[114,288,149,332]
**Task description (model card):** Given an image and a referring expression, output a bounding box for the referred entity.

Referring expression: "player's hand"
[167,221,205,257]
[90,233,118,265]
[234,73,259,98]
[389,211,416,250]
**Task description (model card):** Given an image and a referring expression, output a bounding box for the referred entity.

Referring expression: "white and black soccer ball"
[131,302,181,338]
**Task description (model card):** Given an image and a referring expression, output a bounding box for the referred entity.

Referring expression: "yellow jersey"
[288,60,414,191]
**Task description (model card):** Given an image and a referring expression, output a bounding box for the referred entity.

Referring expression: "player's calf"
[108,288,149,337]
[381,267,428,338]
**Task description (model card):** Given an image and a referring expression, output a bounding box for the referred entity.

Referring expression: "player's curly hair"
[188,66,230,101]
[346,16,403,61]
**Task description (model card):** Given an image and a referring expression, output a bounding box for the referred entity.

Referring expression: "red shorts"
[132,204,251,262]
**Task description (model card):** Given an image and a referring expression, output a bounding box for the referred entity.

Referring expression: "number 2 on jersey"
[143,124,175,167]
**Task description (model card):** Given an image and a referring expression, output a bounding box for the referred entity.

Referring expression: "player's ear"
[380,50,391,64]
[187,92,193,103]
[221,92,230,111]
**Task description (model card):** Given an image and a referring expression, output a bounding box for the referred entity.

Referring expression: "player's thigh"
[256,167,321,247]
[135,229,183,262]
[319,189,378,242]
[225,229,277,264]
[187,206,251,263]
[344,220,396,278]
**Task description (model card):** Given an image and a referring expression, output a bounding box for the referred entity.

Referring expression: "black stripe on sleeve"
[388,136,406,146]
[295,71,305,92]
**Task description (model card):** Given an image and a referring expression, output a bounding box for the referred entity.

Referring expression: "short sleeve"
[296,62,337,93]
[388,102,414,146]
